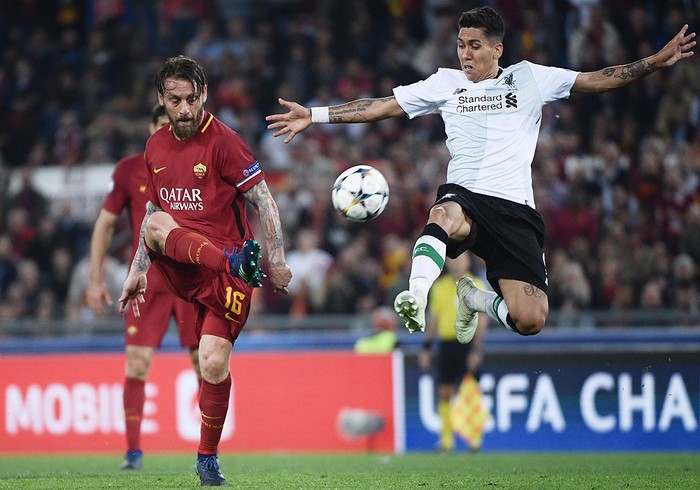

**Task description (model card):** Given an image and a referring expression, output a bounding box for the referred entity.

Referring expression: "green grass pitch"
[0,452,698,489]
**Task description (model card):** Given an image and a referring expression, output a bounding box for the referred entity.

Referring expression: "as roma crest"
[194,162,207,178]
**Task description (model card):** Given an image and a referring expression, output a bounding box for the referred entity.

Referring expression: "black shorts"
[436,340,473,385]
[435,183,548,296]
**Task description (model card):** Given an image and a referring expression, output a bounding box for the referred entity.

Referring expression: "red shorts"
[124,267,198,348]
[149,250,253,343]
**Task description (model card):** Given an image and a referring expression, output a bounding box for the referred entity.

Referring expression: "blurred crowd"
[0,0,699,328]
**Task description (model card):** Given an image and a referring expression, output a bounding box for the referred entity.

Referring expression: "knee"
[429,204,471,240]
[145,212,173,252]
[145,211,168,239]
[125,352,152,380]
[428,206,455,231]
[199,350,228,383]
[511,305,548,336]
[429,205,449,224]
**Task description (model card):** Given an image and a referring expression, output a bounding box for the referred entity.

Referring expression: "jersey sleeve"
[392,70,443,119]
[102,158,131,215]
[219,131,265,193]
[527,61,579,104]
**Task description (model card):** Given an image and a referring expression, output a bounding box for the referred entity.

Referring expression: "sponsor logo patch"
[193,162,207,178]
[159,187,204,211]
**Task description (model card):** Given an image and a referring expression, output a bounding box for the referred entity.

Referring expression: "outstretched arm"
[265,96,406,143]
[243,180,292,294]
[573,24,695,94]
[118,201,159,316]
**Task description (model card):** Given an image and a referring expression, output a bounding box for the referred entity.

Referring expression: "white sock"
[489,295,516,332]
[465,287,515,333]
[408,235,446,303]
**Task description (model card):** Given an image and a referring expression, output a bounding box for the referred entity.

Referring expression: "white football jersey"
[393,61,579,208]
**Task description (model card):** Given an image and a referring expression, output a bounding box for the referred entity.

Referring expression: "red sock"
[123,377,145,451]
[165,228,228,272]
[198,375,231,455]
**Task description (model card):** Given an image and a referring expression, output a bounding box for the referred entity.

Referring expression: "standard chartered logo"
[159,187,204,211]
[456,93,517,113]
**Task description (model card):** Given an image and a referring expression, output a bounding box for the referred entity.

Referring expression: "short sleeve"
[527,62,579,104]
[393,71,443,119]
[218,131,264,193]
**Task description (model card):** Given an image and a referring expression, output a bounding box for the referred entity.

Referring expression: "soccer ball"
[331,165,389,222]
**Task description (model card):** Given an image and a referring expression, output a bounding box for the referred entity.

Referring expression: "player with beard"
[119,55,292,486]
[87,104,200,471]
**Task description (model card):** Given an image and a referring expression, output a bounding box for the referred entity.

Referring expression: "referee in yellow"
[419,252,488,452]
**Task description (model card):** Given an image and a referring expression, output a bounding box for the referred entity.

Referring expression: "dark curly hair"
[458,7,505,44]
[155,55,208,97]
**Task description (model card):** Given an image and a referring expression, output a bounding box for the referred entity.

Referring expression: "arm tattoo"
[523,284,545,298]
[602,59,657,80]
[131,201,160,273]
[243,182,286,264]
[329,97,395,123]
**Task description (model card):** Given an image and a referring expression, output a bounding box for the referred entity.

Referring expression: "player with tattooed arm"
[266,6,694,345]
[119,56,292,486]
[87,104,200,471]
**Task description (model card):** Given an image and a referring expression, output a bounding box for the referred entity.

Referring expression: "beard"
[170,107,203,140]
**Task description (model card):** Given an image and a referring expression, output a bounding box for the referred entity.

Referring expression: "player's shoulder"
[412,67,469,95]
[502,60,537,75]
[435,67,466,82]
[113,152,146,176]
[145,126,168,153]
[436,67,463,76]
[507,59,570,78]
[115,152,144,167]
[205,113,244,140]
[499,60,559,88]
[204,113,254,156]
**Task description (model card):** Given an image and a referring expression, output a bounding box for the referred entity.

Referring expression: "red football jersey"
[103,153,150,261]
[144,112,264,250]
[102,150,198,350]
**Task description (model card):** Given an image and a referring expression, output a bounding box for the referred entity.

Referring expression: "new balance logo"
[436,192,457,204]
[452,88,468,95]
